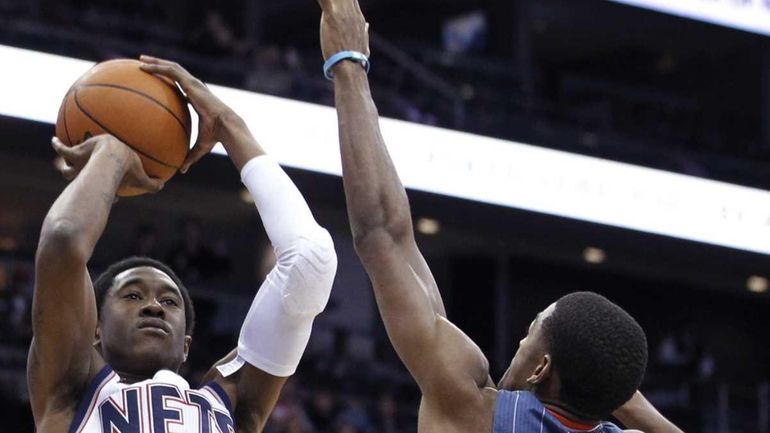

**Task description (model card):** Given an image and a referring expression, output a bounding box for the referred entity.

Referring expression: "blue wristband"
[323,51,370,80]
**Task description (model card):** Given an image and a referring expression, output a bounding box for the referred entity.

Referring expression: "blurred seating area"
[0,250,768,433]
[0,0,768,188]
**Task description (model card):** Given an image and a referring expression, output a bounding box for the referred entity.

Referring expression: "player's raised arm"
[141,57,338,432]
[318,0,492,411]
[29,135,162,428]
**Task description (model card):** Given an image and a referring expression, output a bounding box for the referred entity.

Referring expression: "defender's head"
[498,292,647,420]
[93,257,195,377]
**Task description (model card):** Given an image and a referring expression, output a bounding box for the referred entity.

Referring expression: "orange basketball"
[55,59,191,196]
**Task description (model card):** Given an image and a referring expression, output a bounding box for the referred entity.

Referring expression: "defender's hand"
[52,135,164,194]
[318,0,370,62]
[139,55,233,173]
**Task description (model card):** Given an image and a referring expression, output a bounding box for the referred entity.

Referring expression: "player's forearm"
[226,156,337,379]
[612,392,683,433]
[217,111,266,172]
[241,154,333,254]
[333,62,413,246]
[39,140,129,262]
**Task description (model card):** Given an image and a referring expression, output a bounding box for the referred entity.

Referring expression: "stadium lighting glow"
[583,247,607,265]
[416,218,441,235]
[607,0,770,37]
[747,276,769,294]
[2,44,770,255]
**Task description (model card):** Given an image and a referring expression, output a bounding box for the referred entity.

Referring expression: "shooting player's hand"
[140,55,234,173]
[52,135,163,194]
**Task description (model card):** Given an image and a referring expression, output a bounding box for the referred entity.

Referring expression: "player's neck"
[116,370,153,384]
[540,400,599,427]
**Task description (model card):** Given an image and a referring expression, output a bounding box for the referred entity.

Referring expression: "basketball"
[55,59,191,196]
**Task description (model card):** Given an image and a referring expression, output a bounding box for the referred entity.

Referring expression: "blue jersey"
[493,391,623,433]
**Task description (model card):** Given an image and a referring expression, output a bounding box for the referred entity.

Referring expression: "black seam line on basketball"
[63,90,74,145]
[75,83,191,137]
[73,89,180,170]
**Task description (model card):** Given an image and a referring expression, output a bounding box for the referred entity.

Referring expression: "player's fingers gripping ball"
[55,59,191,196]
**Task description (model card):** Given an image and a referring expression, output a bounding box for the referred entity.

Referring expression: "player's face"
[96,266,191,376]
[497,302,556,391]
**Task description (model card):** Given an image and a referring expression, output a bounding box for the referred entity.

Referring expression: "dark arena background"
[1,0,769,432]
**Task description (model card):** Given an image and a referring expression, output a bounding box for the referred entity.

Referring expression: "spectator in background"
[166,218,230,282]
[372,392,398,433]
[0,262,9,339]
[306,388,339,433]
[332,421,360,433]
[335,394,371,433]
[266,378,313,433]
[244,45,294,96]
[129,223,161,258]
[189,2,251,56]
[8,267,32,342]
[0,264,33,343]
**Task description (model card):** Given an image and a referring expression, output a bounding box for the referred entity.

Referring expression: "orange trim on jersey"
[546,409,600,431]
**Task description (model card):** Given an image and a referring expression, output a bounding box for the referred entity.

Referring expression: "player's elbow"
[277,230,337,316]
[276,228,336,267]
[352,218,412,260]
[37,218,89,265]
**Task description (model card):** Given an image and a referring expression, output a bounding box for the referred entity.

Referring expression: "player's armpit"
[205,350,288,433]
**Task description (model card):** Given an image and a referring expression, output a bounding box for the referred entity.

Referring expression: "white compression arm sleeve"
[224,155,337,377]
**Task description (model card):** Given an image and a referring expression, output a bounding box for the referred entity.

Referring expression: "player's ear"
[183,335,192,361]
[93,323,102,351]
[526,354,552,385]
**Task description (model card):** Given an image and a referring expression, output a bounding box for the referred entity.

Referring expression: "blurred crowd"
[1,0,766,189]
[0,249,767,433]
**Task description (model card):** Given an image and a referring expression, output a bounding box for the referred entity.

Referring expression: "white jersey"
[69,365,235,433]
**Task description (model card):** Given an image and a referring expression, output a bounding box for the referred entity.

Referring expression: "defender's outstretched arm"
[320,0,491,412]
